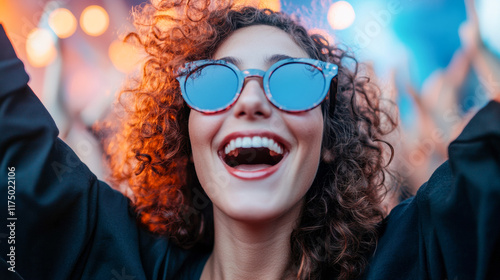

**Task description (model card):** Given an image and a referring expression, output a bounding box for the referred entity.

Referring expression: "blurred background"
[1,0,499,208]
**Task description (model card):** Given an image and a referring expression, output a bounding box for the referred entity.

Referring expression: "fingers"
[464,0,478,23]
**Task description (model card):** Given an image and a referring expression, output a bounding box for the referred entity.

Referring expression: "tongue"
[234,164,272,171]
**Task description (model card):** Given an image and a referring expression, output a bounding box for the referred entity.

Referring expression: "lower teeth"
[234,164,272,171]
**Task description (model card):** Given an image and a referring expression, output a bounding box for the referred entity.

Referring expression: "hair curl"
[98,1,397,279]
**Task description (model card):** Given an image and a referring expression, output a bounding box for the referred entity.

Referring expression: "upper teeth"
[224,136,284,155]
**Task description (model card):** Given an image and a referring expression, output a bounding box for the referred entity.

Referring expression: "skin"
[189,25,324,279]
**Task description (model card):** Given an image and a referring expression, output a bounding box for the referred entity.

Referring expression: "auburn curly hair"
[98,0,397,279]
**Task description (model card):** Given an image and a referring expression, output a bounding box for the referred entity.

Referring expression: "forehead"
[213,25,309,69]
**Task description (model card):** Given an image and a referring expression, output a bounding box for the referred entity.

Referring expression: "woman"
[0,0,499,279]
[103,1,395,278]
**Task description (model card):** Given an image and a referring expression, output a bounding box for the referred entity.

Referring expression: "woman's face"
[188,25,324,222]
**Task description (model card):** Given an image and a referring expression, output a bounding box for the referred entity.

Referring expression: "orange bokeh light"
[109,40,143,73]
[258,0,281,11]
[234,0,281,11]
[26,28,57,67]
[80,5,109,36]
[48,8,77,38]
[327,1,356,30]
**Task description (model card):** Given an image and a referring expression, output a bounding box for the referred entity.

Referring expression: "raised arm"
[420,99,500,279]
[364,96,500,280]
[0,25,202,279]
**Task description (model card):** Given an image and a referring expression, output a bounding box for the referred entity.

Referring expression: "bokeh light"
[258,0,281,11]
[327,1,356,30]
[26,28,57,67]
[234,0,281,11]
[80,5,109,36]
[48,8,77,38]
[478,0,500,57]
[109,40,143,73]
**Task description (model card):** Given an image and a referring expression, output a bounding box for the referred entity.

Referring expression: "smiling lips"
[219,133,288,180]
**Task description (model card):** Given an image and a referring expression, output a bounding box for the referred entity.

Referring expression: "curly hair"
[98,0,397,279]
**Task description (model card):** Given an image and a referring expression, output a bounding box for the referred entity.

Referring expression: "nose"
[232,76,273,119]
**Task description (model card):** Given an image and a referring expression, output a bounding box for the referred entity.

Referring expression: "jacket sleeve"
[364,101,500,280]
[416,100,500,279]
[0,24,197,279]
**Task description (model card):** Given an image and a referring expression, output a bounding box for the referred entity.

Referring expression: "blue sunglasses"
[176,58,338,114]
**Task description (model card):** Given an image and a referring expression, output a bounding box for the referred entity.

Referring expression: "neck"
[201,204,302,280]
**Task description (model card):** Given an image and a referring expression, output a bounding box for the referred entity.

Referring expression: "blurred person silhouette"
[388,0,500,195]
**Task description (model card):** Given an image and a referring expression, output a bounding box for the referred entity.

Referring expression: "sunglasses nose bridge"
[241,69,265,81]
[230,68,272,118]
[239,68,267,94]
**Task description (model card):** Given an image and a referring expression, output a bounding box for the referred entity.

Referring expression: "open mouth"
[220,136,286,171]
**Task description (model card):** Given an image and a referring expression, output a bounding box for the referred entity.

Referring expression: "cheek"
[283,108,324,186]
[285,108,324,147]
[188,111,221,154]
[188,111,204,154]
[299,110,324,194]
[188,111,225,188]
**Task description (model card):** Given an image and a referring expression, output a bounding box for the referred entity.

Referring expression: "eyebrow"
[217,54,296,69]
[265,54,294,66]
[217,56,242,67]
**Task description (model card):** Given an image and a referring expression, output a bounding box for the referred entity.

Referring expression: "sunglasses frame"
[176,58,338,114]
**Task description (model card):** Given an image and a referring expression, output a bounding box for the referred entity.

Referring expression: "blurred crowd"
[380,0,500,210]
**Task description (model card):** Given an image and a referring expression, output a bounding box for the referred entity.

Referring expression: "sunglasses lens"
[269,63,326,111]
[184,64,238,112]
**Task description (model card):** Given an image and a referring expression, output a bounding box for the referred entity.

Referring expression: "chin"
[215,189,303,223]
